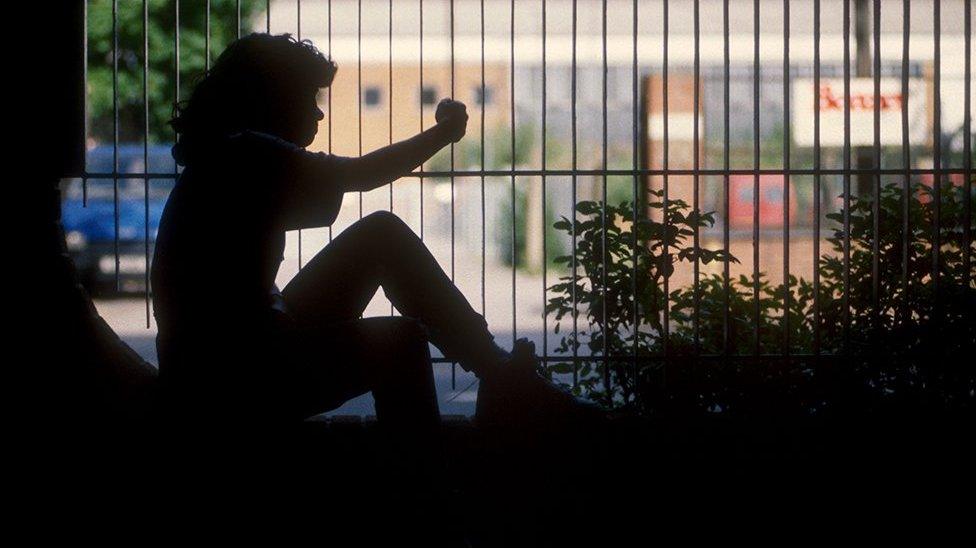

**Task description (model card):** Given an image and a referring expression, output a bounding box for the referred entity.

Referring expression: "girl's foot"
[475,338,607,427]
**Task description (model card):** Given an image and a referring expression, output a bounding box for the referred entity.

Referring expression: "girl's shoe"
[475,338,606,428]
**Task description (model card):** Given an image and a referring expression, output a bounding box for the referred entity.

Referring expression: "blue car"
[61,145,177,295]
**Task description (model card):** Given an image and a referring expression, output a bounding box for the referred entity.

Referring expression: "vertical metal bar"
[419,0,424,241]
[631,0,639,400]
[327,0,333,242]
[752,0,761,356]
[175,0,180,174]
[542,0,549,373]
[511,0,517,342]
[813,0,822,356]
[82,0,88,206]
[723,0,731,355]
[571,0,579,386]
[965,0,973,286]
[205,0,211,70]
[481,0,487,320]
[358,0,363,219]
[450,0,456,281]
[900,0,910,325]
[387,0,394,316]
[693,0,701,354]
[782,0,791,355]
[932,0,942,302]
[601,0,610,397]
[872,0,881,343]
[266,0,270,32]
[662,0,670,356]
[295,0,302,270]
[386,0,393,215]
[143,0,151,327]
[112,0,120,290]
[354,2,363,320]
[298,0,303,268]
[843,0,852,353]
[450,0,456,389]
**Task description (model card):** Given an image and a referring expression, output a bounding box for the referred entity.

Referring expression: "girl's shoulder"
[227,130,302,155]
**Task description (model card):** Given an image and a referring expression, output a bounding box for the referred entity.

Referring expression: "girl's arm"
[336,99,468,193]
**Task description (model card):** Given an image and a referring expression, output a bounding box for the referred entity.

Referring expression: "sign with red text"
[792,78,928,147]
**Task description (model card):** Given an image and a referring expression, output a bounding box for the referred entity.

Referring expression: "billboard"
[791,77,928,148]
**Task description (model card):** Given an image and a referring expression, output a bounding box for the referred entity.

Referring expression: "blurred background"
[68,0,975,414]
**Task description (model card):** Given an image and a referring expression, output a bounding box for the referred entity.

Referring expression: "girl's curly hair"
[170,33,336,166]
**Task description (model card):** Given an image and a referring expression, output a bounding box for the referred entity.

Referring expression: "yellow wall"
[310,62,511,156]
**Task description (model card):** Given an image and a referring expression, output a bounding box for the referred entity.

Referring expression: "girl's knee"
[353,211,421,257]
[360,210,411,235]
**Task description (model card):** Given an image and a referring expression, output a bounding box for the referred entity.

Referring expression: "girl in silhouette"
[152,33,594,432]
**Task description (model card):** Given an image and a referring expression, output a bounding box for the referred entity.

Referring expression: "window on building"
[363,87,381,107]
[474,85,493,106]
[421,86,438,106]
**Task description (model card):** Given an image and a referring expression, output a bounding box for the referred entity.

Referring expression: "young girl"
[152,33,595,431]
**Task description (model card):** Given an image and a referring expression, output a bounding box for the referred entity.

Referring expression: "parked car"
[61,144,176,296]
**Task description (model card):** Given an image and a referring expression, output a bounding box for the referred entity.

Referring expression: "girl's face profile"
[273,86,324,147]
[298,88,325,146]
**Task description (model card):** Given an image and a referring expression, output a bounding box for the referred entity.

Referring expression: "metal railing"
[77,0,973,402]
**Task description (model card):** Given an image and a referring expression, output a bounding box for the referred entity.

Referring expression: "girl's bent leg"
[283,210,501,376]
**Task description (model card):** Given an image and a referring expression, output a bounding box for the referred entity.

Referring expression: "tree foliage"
[87,0,259,144]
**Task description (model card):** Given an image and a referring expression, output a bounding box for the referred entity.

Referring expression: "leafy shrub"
[546,181,975,416]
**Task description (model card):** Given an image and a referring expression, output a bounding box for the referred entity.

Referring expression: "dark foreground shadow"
[10,403,974,547]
